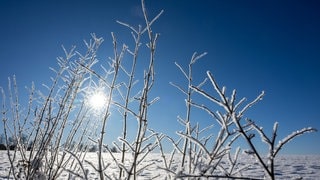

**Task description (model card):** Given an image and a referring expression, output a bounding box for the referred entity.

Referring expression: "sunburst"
[88,91,107,110]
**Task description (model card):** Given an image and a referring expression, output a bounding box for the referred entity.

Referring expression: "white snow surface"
[0,151,319,179]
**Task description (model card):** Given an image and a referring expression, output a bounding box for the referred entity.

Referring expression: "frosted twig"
[191,102,223,126]
[274,127,317,156]
[170,82,187,95]
[112,101,139,118]
[116,20,138,35]
[142,9,164,34]
[165,135,183,154]
[64,150,88,180]
[190,85,223,107]
[174,62,188,80]
[141,0,164,35]
[118,137,135,152]
[229,89,237,110]
[250,120,271,145]
[190,52,207,65]
[238,91,264,118]
[176,132,211,158]
[206,71,229,107]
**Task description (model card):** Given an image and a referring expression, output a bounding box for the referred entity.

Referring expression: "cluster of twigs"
[0,0,317,180]
[163,53,316,180]
[0,0,163,179]
[1,33,103,179]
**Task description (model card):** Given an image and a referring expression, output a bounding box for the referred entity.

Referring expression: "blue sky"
[0,0,319,154]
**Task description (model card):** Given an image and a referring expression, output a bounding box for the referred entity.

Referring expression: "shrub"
[0,144,6,150]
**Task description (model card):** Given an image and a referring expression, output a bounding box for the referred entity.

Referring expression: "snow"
[237,154,320,179]
[0,151,319,179]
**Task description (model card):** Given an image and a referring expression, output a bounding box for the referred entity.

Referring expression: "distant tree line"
[0,133,30,150]
[0,134,118,153]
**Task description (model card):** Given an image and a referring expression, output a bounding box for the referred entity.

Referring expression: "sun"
[88,91,107,110]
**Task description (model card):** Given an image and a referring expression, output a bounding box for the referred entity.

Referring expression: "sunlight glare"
[88,92,107,110]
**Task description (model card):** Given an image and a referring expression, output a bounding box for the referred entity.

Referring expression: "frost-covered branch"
[274,127,317,156]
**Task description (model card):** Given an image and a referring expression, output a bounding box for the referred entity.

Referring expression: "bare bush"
[161,54,317,179]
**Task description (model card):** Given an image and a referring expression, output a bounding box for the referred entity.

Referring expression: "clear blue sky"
[0,0,319,154]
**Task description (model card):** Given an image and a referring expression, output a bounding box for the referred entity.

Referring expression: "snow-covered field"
[0,151,319,179]
[238,155,320,179]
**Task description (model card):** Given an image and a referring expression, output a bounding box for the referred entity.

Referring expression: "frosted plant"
[104,1,163,179]
[248,120,316,179]
[1,34,104,179]
[56,0,164,179]
[189,70,317,179]
[157,49,317,179]
[0,1,164,178]
[163,53,249,179]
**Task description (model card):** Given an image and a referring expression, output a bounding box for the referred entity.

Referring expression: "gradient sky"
[0,0,319,154]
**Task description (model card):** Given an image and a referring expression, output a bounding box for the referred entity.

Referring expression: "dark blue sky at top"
[0,0,319,154]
